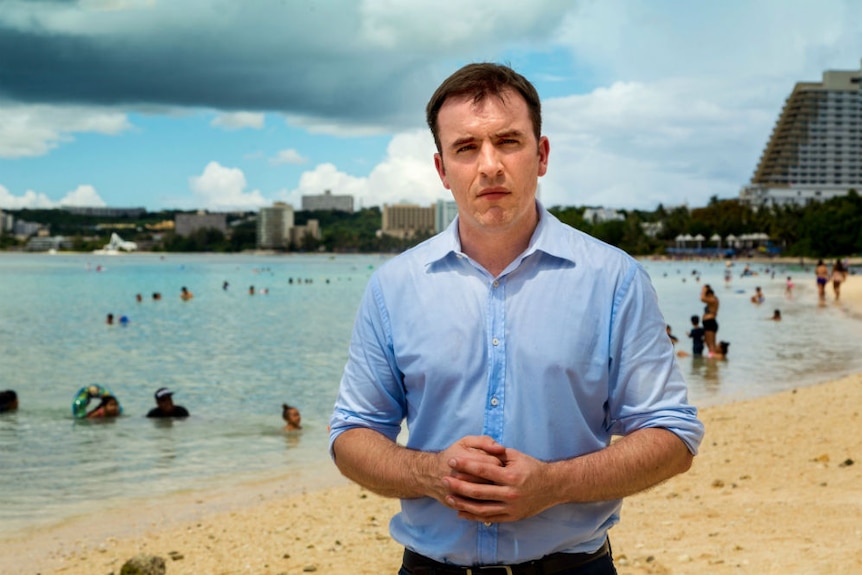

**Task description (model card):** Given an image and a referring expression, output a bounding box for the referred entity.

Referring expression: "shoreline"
[4,276,861,574]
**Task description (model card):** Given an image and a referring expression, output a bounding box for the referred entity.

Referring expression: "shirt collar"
[424,200,577,270]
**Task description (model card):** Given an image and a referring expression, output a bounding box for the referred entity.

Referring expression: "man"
[329,63,704,573]
[146,387,189,418]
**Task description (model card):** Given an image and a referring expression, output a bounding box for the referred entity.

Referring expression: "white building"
[740,60,862,208]
[301,189,354,213]
[257,202,295,249]
[582,207,625,223]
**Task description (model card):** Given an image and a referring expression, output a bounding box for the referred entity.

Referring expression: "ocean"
[1,252,860,539]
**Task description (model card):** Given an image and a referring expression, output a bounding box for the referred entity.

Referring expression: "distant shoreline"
[1,249,860,268]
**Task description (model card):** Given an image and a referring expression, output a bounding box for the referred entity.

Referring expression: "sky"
[1,0,861,213]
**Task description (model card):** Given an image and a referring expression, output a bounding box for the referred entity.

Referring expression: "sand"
[3,276,861,575]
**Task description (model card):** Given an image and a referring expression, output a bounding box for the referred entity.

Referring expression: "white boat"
[93,233,138,254]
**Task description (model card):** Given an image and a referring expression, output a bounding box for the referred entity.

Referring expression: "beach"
[3,276,861,575]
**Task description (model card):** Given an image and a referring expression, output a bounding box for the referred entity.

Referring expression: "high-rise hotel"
[740,60,862,207]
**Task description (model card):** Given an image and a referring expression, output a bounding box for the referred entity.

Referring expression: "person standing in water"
[815,259,829,302]
[700,284,722,358]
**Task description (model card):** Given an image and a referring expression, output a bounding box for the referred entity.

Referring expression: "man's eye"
[456,145,475,153]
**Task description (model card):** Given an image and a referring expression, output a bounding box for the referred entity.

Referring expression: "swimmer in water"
[86,395,121,419]
[282,404,302,431]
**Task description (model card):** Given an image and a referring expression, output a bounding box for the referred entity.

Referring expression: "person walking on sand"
[329,63,703,574]
[815,259,829,302]
[700,284,722,358]
[831,259,847,301]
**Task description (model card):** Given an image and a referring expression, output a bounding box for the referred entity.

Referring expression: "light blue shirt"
[330,203,704,566]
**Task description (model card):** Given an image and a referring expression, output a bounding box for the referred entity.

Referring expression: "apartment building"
[301,189,354,213]
[740,60,862,207]
[257,202,295,249]
[381,203,435,239]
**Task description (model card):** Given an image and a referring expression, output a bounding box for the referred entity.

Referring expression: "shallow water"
[1,253,860,537]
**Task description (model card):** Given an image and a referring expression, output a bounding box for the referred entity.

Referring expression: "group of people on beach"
[668,256,853,359]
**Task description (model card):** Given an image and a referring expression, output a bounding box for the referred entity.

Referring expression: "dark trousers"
[398,545,617,575]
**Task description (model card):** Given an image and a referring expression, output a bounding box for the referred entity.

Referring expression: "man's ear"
[537,136,550,177]
[434,153,451,190]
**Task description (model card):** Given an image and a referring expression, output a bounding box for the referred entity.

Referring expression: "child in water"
[282,404,302,431]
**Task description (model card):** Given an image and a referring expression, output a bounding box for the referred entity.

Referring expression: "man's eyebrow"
[496,129,525,139]
[448,130,526,149]
[449,136,475,149]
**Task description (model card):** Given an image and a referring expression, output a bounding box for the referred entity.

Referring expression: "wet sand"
[3,276,861,575]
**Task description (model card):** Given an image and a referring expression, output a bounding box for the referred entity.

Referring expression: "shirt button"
[490,397,498,406]
[492,338,499,346]
[484,521,492,527]
[492,280,499,288]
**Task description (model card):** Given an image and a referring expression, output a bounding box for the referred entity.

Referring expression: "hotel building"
[740,60,862,207]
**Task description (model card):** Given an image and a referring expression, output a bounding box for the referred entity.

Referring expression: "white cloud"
[188,161,269,211]
[211,112,265,130]
[0,183,107,209]
[275,130,447,210]
[0,185,56,209]
[539,78,775,209]
[0,104,131,159]
[269,149,308,165]
[59,185,107,207]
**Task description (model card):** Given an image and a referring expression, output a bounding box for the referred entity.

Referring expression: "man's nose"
[477,142,503,177]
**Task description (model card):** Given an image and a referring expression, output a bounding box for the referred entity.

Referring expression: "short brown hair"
[425,63,542,153]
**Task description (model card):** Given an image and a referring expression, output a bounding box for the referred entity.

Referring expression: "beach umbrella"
[681,234,693,248]
[710,233,722,248]
[674,234,686,249]
[725,234,738,248]
[694,234,705,249]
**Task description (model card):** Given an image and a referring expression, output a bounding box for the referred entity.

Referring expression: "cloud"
[0,0,572,127]
[0,185,56,209]
[59,184,107,207]
[188,161,269,211]
[269,149,308,166]
[0,183,107,209]
[538,78,776,209]
[211,112,265,130]
[276,130,446,209]
[0,104,131,158]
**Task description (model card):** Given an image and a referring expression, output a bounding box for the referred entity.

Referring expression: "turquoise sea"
[1,252,861,539]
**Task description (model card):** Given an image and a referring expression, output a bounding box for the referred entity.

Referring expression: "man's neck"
[459,223,536,278]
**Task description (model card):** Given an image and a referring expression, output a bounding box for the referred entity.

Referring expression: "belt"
[401,540,610,575]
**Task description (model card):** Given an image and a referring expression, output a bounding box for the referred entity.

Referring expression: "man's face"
[157,396,174,412]
[434,89,549,240]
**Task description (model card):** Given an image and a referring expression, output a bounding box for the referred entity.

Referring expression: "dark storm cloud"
[0,25,429,127]
[0,1,572,128]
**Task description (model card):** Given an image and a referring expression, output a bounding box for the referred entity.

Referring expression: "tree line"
[2,191,860,258]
